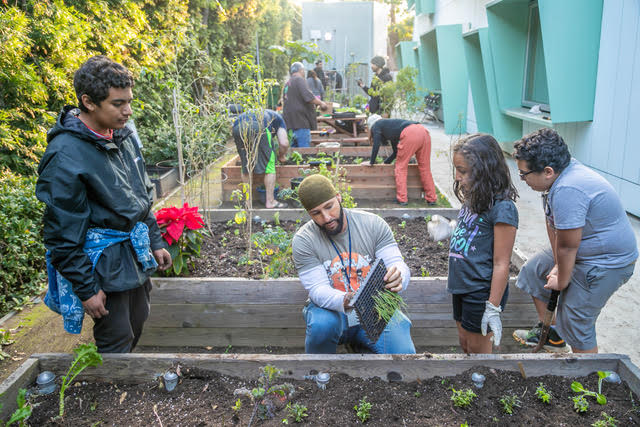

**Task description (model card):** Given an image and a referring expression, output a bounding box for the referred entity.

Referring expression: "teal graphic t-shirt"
[447,199,518,294]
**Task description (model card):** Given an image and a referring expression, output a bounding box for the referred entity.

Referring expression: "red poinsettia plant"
[155,203,207,275]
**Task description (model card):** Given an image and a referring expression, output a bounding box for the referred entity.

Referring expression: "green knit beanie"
[298,174,338,211]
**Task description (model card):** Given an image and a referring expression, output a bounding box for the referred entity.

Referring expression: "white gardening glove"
[481,301,502,346]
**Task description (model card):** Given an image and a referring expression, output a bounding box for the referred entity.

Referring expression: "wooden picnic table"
[317,114,368,138]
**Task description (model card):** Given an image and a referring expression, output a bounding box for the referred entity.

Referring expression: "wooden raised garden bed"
[139,208,536,352]
[2,353,639,424]
[220,146,431,202]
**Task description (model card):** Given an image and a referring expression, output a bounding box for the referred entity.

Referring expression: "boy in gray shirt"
[292,174,416,354]
[512,128,637,353]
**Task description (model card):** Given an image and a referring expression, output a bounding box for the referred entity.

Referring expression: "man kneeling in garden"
[36,56,171,353]
[292,174,416,354]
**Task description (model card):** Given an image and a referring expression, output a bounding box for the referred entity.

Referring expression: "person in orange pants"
[363,115,437,205]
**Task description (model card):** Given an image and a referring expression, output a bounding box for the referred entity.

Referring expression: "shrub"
[0,170,46,316]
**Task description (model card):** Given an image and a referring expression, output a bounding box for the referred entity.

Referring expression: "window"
[522,2,550,112]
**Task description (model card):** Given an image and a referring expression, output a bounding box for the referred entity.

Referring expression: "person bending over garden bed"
[291,174,416,354]
[363,115,437,206]
[36,56,172,353]
[232,109,289,208]
[512,128,637,353]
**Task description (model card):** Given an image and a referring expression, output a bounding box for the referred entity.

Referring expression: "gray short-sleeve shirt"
[546,159,638,267]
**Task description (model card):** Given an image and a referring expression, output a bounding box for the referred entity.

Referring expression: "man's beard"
[319,204,345,236]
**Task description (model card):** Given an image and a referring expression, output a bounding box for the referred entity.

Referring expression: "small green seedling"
[233,365,295,424]
[571,371,609,406]
[536,383,552,404]
[59,343,103,417]
[414,391,421,398]
[354,397,372,423]
[3,388,32,426]
[289,151,303,165]
[499,394,521,415]
[232,398,242,412]
[372,290,407,323]
[573,395,589,413]
[460,422,469,427]
[399,220,406,229]
[591,411,618,427]
[285,402,308,423]
[450,387,477,408]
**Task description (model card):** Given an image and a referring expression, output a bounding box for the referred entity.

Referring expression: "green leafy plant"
[536,383,552,403]
[414,391,421,398]
[59,343,103,417]
[155,203,208,276]
[289,151,303,165]
[592,411,618,427]
[285,402,308,423]
[372,290,408,323]
[499,394,521,415]
[399,220,406,229]
[0,171,46,317]
[573,395,589,413]
[571,371,610,407]
[234,365,294,426]
[0,329,15,361]
[232,399,242,412]
[460,423,469,427]
[450,387,477,408]
[420,267,429,277]
[299,162,356,209]
[251,225,295,278]
[1,388,33,427]
[354,397,372,423]
[353,157,364,165]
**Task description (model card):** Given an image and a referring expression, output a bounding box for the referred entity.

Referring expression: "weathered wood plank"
[146,303,535,329]
[149,280,532,305]
[619,357,640,396]
[31,353,632,385]
[0,358,39,419]
[138,326,532,348]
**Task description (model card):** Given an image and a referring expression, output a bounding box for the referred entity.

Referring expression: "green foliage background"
[0,0,301,315]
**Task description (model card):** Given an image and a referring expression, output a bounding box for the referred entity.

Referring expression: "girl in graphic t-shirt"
[447,134,519,353]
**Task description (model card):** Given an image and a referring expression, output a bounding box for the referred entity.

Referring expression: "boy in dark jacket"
[36,56,171,353]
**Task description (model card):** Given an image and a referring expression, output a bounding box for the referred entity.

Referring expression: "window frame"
[521,1,551,113]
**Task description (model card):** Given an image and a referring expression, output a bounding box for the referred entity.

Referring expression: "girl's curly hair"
[453,133,518,213]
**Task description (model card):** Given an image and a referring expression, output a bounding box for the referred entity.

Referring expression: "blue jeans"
[302,301,416,354]
[291,128,311,148]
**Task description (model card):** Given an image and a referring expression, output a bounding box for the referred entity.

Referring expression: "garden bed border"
[1,353,639,419]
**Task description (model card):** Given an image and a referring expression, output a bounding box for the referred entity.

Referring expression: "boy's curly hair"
[513,128,571,173]
[453,133,518,214]
[73,56,134,112]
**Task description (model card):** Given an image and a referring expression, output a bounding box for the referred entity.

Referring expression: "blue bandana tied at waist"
[44,222,158,334]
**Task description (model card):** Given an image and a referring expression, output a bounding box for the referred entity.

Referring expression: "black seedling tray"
[349,258,388,343]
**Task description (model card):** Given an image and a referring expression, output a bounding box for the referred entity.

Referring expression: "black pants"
[92,280,151,353]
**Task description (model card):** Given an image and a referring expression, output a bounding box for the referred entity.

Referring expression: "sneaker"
[512,322,570,353]
[396,200,408,206]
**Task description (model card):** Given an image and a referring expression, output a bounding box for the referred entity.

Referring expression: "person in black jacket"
[357,56,393,115]
[36,56,172,353]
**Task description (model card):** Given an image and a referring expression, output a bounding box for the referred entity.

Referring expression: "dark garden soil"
[189,217,462,279]
[28,365,640,426]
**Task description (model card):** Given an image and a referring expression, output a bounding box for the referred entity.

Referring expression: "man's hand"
[544,273,563,291]
[383,265,403,292]
[343,291,355,309]
[319,101,328,111]
[153,248,172,271]
[357,79,364,88]
[481,300,502,345]
[82,290,109,319]
[278,154,287,163]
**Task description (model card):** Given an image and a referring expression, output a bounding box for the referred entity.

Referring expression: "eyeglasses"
[518,169,536,180]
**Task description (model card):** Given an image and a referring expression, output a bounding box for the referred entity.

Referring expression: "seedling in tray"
[349,259,407,343]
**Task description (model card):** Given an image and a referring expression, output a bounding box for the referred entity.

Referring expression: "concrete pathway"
[426,123,640,366]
